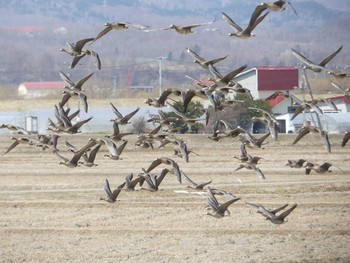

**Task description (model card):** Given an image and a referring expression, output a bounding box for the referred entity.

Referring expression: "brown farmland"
[0,133,349,262]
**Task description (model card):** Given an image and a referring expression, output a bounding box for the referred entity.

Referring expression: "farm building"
[18,82,64,99]
[234,66,299,100]
[317,95,350,113]
[270,95,350,133]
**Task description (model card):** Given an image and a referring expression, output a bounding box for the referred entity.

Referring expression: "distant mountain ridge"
[0,0,346,26]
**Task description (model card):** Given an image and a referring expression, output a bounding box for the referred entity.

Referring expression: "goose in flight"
[124,173,145,191]
[181,171,212,190]
[341,131,350,147]
[292,125,320,145]
[292,46,343,73]
[145,88,182,108]
[0,124,31,135]
[304,162,332,174]
[147,19,215,35]
[222,7,269,39]
[327,69,349,79]
[208,64,247,87]
[186,48,228,69]
[59,71,93,113]
[246,202,297,224]
[286,159,306,168]
[257,0,297,16]
[146,157,182,184]
[100,179,126,203]
[105,122,133,141]
[91,22,150,44]
[239,131,270,148]
[110,103,140,125]
[206,187,241,218]
[233,143,262,166]
[49,105,93,134]
[140,168,169,192]
[4,136,36,154]
[53,140,96,168]
[78,144,102,167]
[100,138,128,160]
[60,37,101,70]
[249,107,279,141]
[331,81,350,99]
[233,162,265,180]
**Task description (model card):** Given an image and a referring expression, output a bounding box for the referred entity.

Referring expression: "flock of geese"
[1,0,349,221]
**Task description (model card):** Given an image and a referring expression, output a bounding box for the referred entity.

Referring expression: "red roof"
[267,94,286,107]
[21,82,65,90]
[325,95,350,104]
[256,66,298,91]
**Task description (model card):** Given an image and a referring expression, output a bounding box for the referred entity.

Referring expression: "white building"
[18,82,64,99]
[234,66,299,100]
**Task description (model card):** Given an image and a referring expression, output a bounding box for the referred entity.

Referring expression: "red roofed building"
[18,82,64,99]
[234,66,298,100]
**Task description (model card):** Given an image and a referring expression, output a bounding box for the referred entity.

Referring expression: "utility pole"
[157,56,167,97]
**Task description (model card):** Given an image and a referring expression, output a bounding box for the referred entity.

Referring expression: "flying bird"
[331,81,350,99]
[53,140,96,168]
[145,88,182,108]
[0,124,31,135]
[100,179,126,203]
[147,19,216,35]
[140,168,169,192]
[100,138,128,160]
[59,71,93,113]
[341,131,350,147]
[186,48,228,69]
[60,37,101,70]
[110,103,140,125]
[286,159,307,168]
[292,46,343,73]
[304,162,332,174]
[249,107,279,141]
[206,187,241,218]
[257,0,298,16]
[91,22,150,44]
[146,157,182,184]
[246,202,297,224]
[182,171,212,190]
[221,7,269,39]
